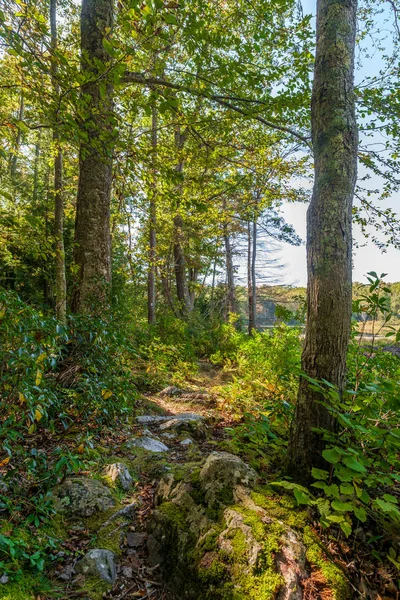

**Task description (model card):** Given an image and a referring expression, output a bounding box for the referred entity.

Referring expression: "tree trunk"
[251,217,257,333]
[224,227,237,317]
[147,101,157,325]
[173,127,190,315]
[287,0,358,482]
[10,93,24,182]
[247,222,254,335]
[50,0,67,323]
[72,0,114,313]
[189,268,198,310]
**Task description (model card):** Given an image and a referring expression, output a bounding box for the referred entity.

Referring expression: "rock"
[57,564,75,581]
[218,508,263,568]
[122,566,133,578]
[159,418,207,441]
[103,463,133,490]
[0,574,9,584]
[126,532,147,548]
[75,549,117,585]
[147,453,316,600]
[161,432,176,439]
[55,478,115,517]
[180,438,193,446]
[136,413,203,425]
[128,436,169,453]
[147,534,163,567]
[276,530,308,600]
[159,385,183,397]
[199,452,257,507]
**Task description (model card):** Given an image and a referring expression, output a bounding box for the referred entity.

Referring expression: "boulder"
[55,478,115,518]
[180,438,193,446]
[128,436,169,453]
[147,453,320,600]
[75,549,117,585]
[199,452,257,507]
[103,463,133,490]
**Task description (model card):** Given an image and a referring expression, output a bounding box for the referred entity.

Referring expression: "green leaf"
[322,448,342,464]
[383,494,398,504]
[340,521,352,537]
[312,467,329,480]
[331,500,354,512]
[340,483,354,495]
[354,507,367,522]
[293,489,311,505]
[342,456,366,473]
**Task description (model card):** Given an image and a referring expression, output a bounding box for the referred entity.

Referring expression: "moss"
[0,574,51,600]
[158,501,188,530]
[238,570,284,600]
[250,489,308,529]
[303,526,349,600]
[77,575,109,600]
[82,503,126,556]
[229,529,248,562]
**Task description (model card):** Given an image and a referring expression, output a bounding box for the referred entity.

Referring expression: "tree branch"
[123,71,311,147]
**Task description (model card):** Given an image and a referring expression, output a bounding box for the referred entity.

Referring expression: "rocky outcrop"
[55,478,115,517]
[147,452,319,599]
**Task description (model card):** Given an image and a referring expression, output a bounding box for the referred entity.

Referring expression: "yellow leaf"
[101,389,112,400]
[28,423,36,434]
[34,409,43,422]
[35,370,42,386]
[0,457,10,467]
[36,353,46,364]
[18,392,26,403]
[77,444,85,455]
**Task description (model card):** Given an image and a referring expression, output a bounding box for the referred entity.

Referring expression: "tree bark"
[247,222,254,335]
[50,0,67,323]
[147,101,157,325]
[250,217,257,334]
[173,127,190,315]
[224,227,237,317]
[72,0,114,313]
[10,93,24,183]
[287,0,358,482]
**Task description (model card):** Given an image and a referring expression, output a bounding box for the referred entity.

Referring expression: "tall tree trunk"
[173,126,190,315]
[32,133,41,204]
[147,101,157,324]
[287,0,358,482]
[247,222,254,334]
[72,0,114,313]
[50,0,67,323]
[189,268,198,310]
[224,227,237,317]
[10,93,24,182]
[251,217,257,333]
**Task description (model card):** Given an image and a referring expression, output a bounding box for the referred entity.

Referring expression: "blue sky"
[277,0,400,286]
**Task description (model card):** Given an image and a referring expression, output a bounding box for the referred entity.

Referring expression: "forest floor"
[52,361,235,600]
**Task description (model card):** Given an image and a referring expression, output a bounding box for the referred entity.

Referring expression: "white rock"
[180,438,193,446]
[129,436,169,453]
[103,463,133,491]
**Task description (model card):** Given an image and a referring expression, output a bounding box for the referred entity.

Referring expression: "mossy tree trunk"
[72,0,114,313]
[287,0,358,482]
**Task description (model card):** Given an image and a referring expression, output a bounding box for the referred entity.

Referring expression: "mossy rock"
[147,452,350,600]
[54,478,115,518]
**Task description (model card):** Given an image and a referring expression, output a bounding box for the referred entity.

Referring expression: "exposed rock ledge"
[147,452,348,600]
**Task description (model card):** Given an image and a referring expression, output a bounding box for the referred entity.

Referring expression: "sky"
[273,0,400,287]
